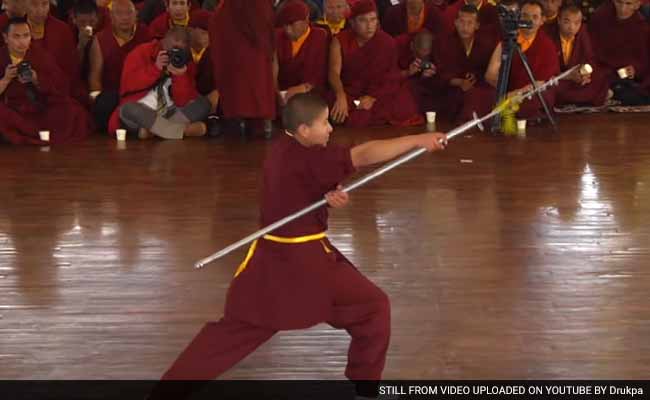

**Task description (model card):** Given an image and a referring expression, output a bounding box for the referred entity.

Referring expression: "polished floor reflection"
[1,113,649,379]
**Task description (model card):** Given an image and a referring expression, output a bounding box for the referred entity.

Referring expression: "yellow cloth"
[29,22,45,40]
[107,1,113,10]
[517,32,535,52]
[291,26,311,57]
[466,0,483,10]
[171,12,190,27]
[316,17,346,35]
[10,54,23,65]
[234,232,328,278]
[113,25,137,47]
[560,35,574,65]
[407,8,425,33]
[192,47,207,63]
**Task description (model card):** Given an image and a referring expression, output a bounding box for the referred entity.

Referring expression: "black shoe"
[207,116,222,138]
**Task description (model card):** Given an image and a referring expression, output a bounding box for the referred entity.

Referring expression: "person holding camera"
[0,17,92,144]
[108,26,215,140]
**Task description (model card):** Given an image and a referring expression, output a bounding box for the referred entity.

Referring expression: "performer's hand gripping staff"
[194,65,584,269]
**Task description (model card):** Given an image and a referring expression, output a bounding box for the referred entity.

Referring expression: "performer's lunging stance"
[150,93,447,399]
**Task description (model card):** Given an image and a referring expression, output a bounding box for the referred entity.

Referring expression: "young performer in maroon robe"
[437,5,495,120]
[548,5,610,106]
[25,0,86,103]
[88,0,151,131]
[314,0,349,36]
[589,0,649,89]
[148,92,448,400]
[210,0,276,123]
[148,0,191,39]
[442,0,499,42]
[275,0,329,103]
[382,0,445,37]
[462,0,559,121]
[0,18,91,144]
[329,0,424,128]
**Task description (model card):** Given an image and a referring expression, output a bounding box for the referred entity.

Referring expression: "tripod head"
[497,4,532,39]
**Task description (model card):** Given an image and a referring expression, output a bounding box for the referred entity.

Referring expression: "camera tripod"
[492,31,557,133]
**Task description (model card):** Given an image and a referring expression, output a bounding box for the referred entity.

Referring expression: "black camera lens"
[17,61,33,82]
[168,47,190,68]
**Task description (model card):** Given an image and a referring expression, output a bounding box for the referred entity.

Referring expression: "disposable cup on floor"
[517,120,526,133]
[617,68,628,79]
[425,111,436,124]
[116,129,127,141]
[39,131,50,141]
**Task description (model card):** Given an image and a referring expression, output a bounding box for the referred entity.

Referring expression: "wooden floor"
[1,113,650,380]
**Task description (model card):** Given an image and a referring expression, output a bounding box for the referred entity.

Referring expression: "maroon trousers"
[160,262,391,383]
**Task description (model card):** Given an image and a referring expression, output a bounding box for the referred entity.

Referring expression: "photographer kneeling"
[108,26,213,140]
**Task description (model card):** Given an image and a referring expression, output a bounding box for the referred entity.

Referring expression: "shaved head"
[111,0,137,34]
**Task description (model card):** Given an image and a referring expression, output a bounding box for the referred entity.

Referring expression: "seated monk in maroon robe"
[210,0,276,134]
[69,0,106,96]
[0,0,27,32]
[589,0,649,89]
[313,0,349,37]
[383,0,445,37]
[442,0,499,43]
[462,0,560,122]
[548,5,610,107]
[88,0,151,131]
[275,0,329,104]
[395,29,443,113]
[329,0,424,128]
[437,5,495,120]
[148,0,191,39]
[25,0,87,104]
[0,17,92,144]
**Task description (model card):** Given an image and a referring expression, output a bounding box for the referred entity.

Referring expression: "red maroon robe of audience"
[0,47,91,144]
[209,0,276,120]
[547,23,610,106]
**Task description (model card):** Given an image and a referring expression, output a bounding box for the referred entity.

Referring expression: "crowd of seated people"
[1,0,649,145]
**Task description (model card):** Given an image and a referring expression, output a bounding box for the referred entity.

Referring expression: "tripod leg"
[515,46,557,131]
[492,39,517,132]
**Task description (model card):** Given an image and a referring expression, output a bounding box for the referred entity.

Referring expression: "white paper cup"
[39,130,50,141]
[353,99,361,108]
[517,120,526,133]
[85,26,93,35]
[89,90,100,100]
[580,64,593,75]
[425,111,436,124]
[115,129,127,141]
[617,68,628,79]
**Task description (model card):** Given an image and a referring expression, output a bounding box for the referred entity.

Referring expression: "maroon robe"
[382,1,446,37]
[461,30,560,120]
[209,0,276,120]
[332,28,423,127]
[547,23,609,106]
[69,6,112,82]
[226,134,357,329]
[149,11,190,39]
[0,47,92,144]
[276,26,329,95]
[394,32,444,113]
[31,15,86,103]
[0,13,8,34]
[589,2,649,84]
[195,47,214,95]
[441,1,500,42]
[437,30,494,118]
[96,23,151,92]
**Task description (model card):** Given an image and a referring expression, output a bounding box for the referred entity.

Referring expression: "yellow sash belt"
[233,232,328,278]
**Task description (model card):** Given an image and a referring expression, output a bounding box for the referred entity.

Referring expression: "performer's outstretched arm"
[350,133,447,168]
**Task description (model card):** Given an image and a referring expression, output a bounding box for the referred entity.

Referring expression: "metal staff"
[194,65,581,269]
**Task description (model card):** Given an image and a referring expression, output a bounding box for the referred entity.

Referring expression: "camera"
[421,61,434,70]
[167,47,190,68]
[17,61,33,82]
[497,4,533,37]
